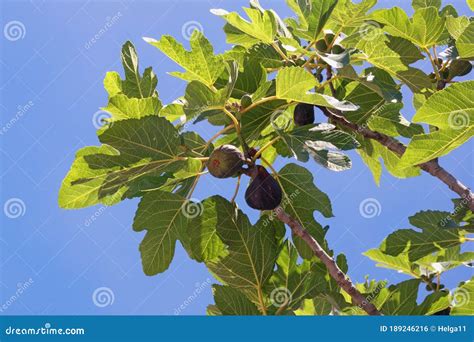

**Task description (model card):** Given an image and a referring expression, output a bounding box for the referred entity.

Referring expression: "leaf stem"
[222,107,249,155]
[261,156,278,178]
[240,96,278,115]
[257,286,268,315]
[230,175,241,204]
[424,47,441,81]
[272,42,291,62]
[253,136,280,161]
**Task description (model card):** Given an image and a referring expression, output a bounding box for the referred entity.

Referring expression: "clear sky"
[0,0,472,315]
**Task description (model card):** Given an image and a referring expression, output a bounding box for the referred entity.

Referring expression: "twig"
[316,108,474,211]
[274,208,382,316]
[230,175,241,203]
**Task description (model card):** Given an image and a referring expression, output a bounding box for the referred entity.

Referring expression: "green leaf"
[371,7,448,48]
[58,117,185,208]
[145,31,224,87]
[101,42,161,123]
[451,277,474,315]
[207,198,281,289]
[278,163,333,219]
[248,43,285,69]
[457,21,474,59]
[446,16,470,40]
[184,81,227,119]
[358,138,421,185]
[367,103,424,138]
[241,98,288,142]
[160,101,185,123]
[120,41,158,98]
[364,248,420,277]
[401,81,474,166]
[285,0,338,41]
[212,285,260,315]
[381,279,450,315]
[412,0,441,10]
[276,67,359,111]
[228,59,267,99]
[133,190,189,275]
[211,7,277,47]
[468,0,474,11]
[308,148,352,172]
[382,210,469,261]
[326,0,377,36]
[189,196,228,262]
[276,123,359,161]
[345,29,432,93]
[102,94,161,121]
[268,241,319,311]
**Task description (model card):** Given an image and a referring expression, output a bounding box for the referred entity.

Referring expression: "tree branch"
[317,106,474,211]
[274,208,382,316]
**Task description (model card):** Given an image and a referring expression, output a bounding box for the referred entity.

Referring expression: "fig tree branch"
[274,208,382,316]
[317,106,474,211]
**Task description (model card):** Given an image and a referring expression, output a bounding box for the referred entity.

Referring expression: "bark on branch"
[274,208,382,316]
[318,106,474,212]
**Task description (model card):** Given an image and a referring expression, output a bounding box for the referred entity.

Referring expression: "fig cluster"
[206,145,283,210]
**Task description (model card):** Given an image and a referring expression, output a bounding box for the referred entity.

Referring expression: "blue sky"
[0,0,472,315]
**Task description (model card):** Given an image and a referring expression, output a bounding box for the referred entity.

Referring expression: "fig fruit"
[331,44,345,54]
[315,39,328,52]
[241,94,253,109]
[207,145,245,179]
[293,103,315,126]
[324,33,336,44]
[245,166,282,210]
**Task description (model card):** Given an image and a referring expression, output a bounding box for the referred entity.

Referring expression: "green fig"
[207,145,244,179]
[241,94,253,109]
[448,59,472,80]
[331,44,345,55]
[315,39,328,52]
[293,103,315,127]
[245,166,282,210]
[324,33,336,44]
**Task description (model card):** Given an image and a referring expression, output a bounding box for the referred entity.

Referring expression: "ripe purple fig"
[207,144,245,179]
[294,103,315,127]
[245,166,282,210]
